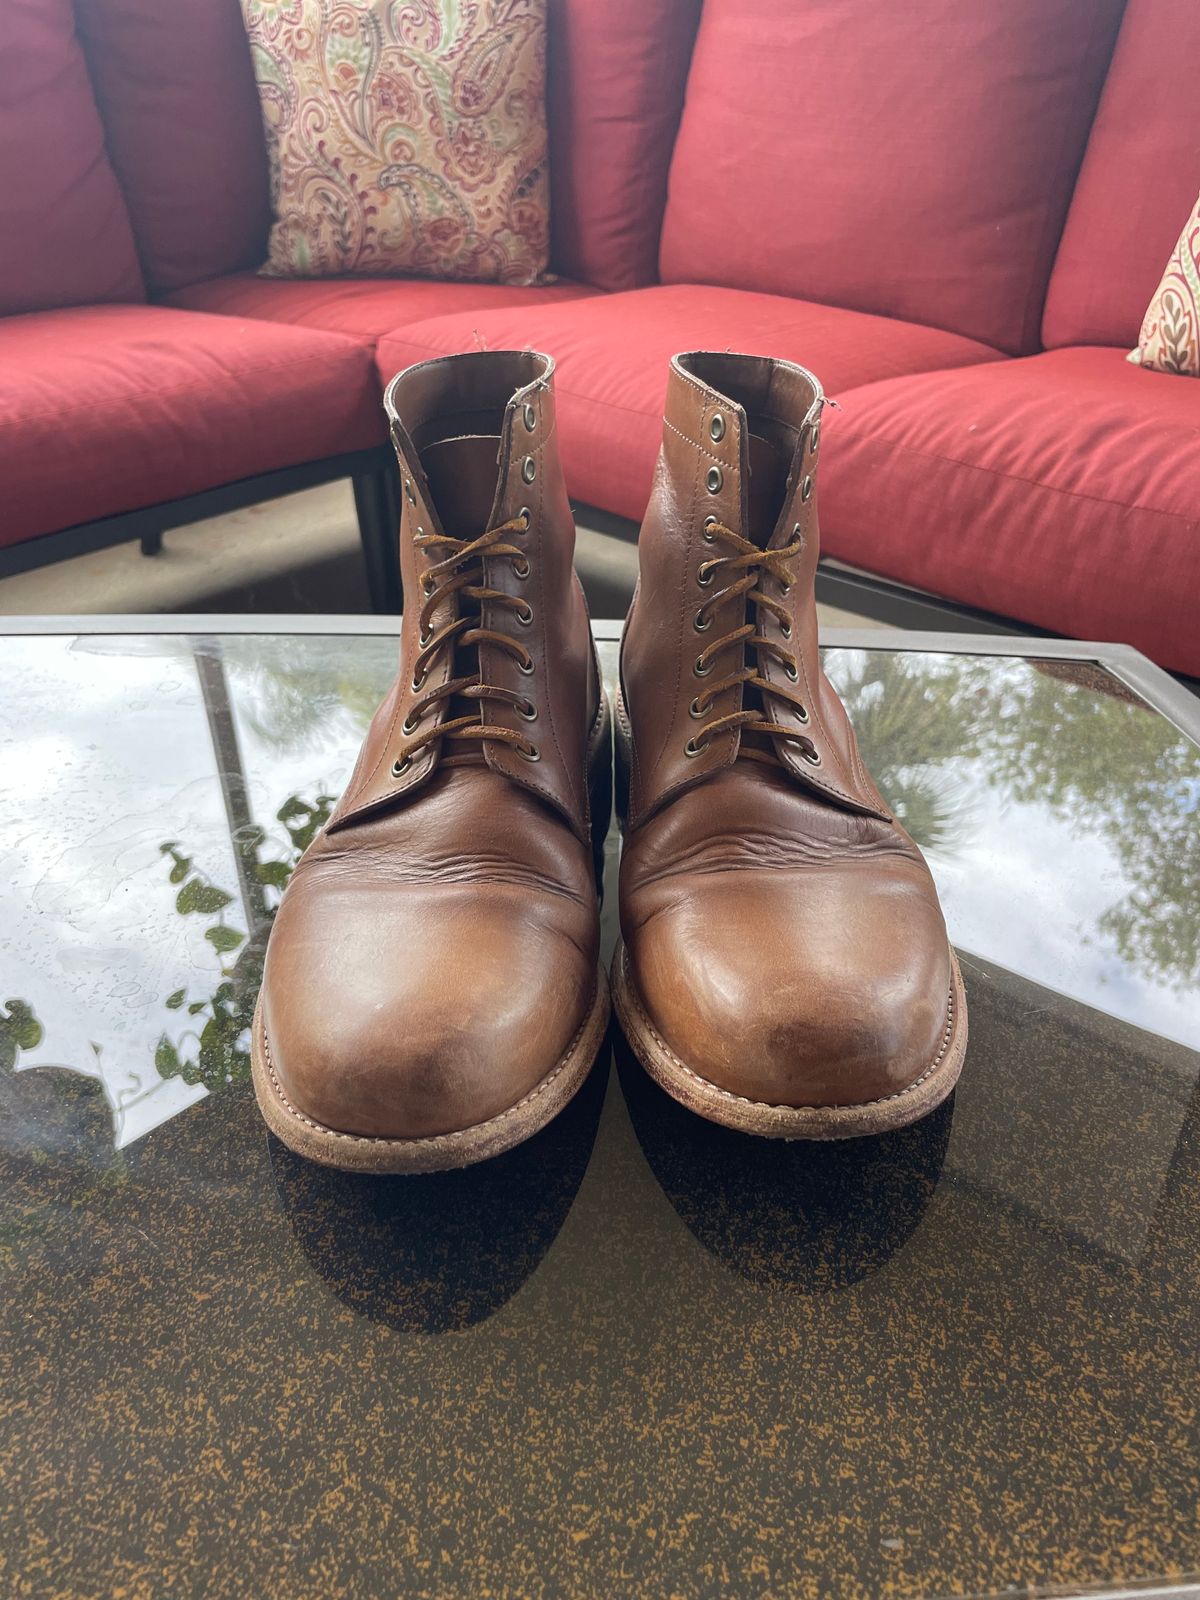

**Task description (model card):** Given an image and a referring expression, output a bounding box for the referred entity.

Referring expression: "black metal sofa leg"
[352,459,402,614]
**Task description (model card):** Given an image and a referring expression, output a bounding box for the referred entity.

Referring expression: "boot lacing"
[390,513,541,777]
[686,520,821,766]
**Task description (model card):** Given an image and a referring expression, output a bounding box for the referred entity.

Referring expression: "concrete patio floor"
[0,481,894,630]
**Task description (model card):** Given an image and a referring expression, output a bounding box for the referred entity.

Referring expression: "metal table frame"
[3,616,1197,751]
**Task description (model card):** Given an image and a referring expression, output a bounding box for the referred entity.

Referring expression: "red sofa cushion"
[820,349,1200,677]
[74,0,271,294]
[165,274,598,344]
[0,306,381,545]
[0,0,143,316]
[546,0,701,290]
[1042,0,1200,351]
[659,0,1124,356]
[376,285,1002,523]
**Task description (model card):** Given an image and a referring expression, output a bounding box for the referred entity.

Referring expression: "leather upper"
[261,350,603,1139]
[331,351,598,845]
[619,352,953,1109]
[622,353,889,829]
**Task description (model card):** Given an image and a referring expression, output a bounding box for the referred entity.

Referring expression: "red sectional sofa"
[2,0,1197,676]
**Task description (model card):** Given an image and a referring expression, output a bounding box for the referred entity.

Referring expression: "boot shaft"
[331,350,599,841]
[620,351,887,827]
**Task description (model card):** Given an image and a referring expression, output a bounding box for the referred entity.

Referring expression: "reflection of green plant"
[154,792,335,1092]
[0,1000,43,1074]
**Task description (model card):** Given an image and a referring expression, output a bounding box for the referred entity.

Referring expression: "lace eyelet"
[694,656,711,678]
[800,742,821,766]
[391,755,412,778]
[516,602,534,627]
[694,608,711,632]
[422,574,436,597]
[419,626,434,647]
[518,506,531,530]
[404,479,416,507]
[523,402,536,432]
[688,696,707,719]
[780,582,792,598]
[697,562,714,588]
[684,735,710,759]
[801,475,813,502]
[780,617,793,639]
[702,516,718,544]
[517,655,535,676]
[809,423,820,457]
[795,702,809,724]
[517,698,538,722]
[411,670,427,692]
[401,710,420,735]
[706,466,723,494]
[522,455,536,484]
[517,741,541,762]
[783,660,799,683]
[512,558,531,580]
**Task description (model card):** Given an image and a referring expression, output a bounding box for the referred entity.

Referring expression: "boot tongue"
[421,433,504,765]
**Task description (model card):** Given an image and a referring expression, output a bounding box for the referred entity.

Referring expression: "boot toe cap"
[625,879,953,1110]
[261,896,598,1141]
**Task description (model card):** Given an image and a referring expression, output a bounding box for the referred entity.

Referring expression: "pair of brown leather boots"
[252,350,967,1173]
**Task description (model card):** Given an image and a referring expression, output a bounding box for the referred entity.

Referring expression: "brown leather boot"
[612,352,966,1138]
[252,351,610,1172]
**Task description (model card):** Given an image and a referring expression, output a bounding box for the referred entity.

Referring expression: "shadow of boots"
[268,1049,609,1334]
[616,1036,952,1293]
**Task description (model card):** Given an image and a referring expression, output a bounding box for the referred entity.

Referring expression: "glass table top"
[1,623,1198,1599]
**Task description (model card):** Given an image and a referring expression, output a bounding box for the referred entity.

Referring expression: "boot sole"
[251,968,609,1174]
[611,941,968,1140]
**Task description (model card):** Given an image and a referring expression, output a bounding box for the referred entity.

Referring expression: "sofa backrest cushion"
[658,0,1124,355]
[1042,0,1200,351]
[75,0,271,294]
[547,0,701,289]
[0,0,144,316]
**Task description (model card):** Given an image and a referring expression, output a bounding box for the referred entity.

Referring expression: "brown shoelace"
[390,513,540,777]
[686,519,821,766]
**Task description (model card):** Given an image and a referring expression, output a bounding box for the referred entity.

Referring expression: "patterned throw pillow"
[240,0,550,284]
[1128,192,1200,376]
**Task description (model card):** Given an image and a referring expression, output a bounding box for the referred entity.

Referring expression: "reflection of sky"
[0,636,391,1144]
[0,634,1196,1152]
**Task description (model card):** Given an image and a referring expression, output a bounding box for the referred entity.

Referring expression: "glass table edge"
[1,615,1196,748]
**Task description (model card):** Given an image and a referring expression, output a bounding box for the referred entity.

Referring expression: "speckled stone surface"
[1,630,1198,1599]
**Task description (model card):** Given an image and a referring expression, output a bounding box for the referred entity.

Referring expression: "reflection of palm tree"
[978,660,1200,993]
[223,638,393,755]
[825,650,981,856]
[827,648,1200,993]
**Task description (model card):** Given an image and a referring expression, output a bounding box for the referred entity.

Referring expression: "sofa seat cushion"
[821,348,1200,676]
[164,274,598,344]
[375,284,1002,522]
[0,306,382,546]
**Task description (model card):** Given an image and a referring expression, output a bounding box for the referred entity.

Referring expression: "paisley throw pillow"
[241,0,549,284]
[1128,191,1200,376]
